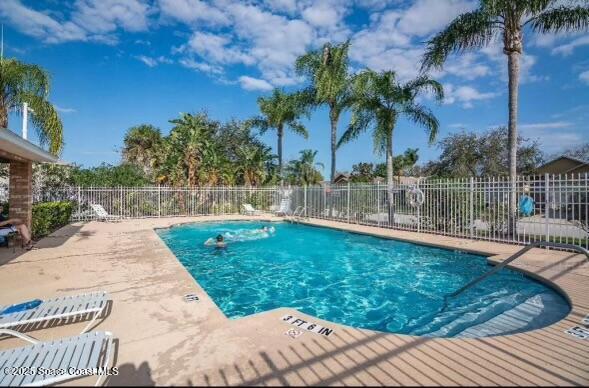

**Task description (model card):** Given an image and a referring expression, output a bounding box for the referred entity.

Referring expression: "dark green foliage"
[70,163,151,187]
[285,150,324,185]
[425,127,544,177]
[349,149,420,182]
[31,201,73,239]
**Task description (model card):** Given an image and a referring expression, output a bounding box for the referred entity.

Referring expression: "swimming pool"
[157,221,570,337]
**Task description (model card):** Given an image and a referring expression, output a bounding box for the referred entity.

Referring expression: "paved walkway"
[0,216,588,386]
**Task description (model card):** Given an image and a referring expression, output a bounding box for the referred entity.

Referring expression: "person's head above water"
[216,234,224,242]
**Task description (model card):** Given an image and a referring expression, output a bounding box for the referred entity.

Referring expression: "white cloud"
[350,0,475,82]
[519,123,583,153]
[179,31,255,65]
[238,76,274,91]
[397,0,475,37]
[54,105,77,114]
[301,2,344,29]
[0,0,151,44]
[519,122,574,130]
[135,55,173,67]
[72,0,151,34]
[552,34,589,56]
[158,0,230,26]
[0,0,87,43]
[443,84,499,108]
[179,58,224,75]
[580,70,589,85]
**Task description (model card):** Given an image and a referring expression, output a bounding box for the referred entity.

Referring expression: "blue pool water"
[157,221,570,337]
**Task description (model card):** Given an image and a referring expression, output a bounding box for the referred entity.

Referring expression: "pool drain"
[285,328,304,339]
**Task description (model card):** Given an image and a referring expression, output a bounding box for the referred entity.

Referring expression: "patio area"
[0,215,587,386]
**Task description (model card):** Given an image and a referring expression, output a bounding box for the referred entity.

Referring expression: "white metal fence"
[290,174,589,248]
[1,174,587,248]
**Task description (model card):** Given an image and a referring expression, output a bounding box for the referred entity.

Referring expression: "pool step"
[455,292,565,338]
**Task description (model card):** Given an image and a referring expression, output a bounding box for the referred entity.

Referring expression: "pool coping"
[1,215,587,386]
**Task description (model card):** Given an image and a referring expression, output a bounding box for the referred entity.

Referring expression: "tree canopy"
[424,127,544,178]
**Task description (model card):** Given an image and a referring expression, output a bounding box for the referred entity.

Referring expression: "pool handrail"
[448,241,589,299]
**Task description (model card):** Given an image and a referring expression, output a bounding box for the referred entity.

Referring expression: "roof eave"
[0,128,61,164]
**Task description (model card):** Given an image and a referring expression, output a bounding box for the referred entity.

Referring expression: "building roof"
[0,128,60,163]
[536,155,589,174]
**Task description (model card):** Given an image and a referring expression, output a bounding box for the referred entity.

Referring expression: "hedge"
[32,201,74,239]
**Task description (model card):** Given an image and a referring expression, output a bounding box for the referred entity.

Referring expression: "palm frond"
[288,121,309,139]
[421,10,498,71]
[338,110,371,148]
[23,93,64,155]
[403,103,440,144]
[245,116,271,134]
[403,76,445,102]
[529,5,589,32]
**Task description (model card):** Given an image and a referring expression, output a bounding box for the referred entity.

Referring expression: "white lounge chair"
[0,330,115,387]
[274,199,291,216]
[242,204,261,216]
[0,291,109,334]
[90,204,122,222]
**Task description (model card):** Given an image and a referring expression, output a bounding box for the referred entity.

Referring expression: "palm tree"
[0,58,64,154]
[339,70,443,189]
[296,41,352,182]
[164,113,217,186]
[285,149,324,186]
[235,144,274,186]
[421,0,589,233]
[247,89,309,181]
[122,124,163,178]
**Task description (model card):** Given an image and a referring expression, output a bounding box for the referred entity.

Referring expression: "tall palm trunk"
[504,23,522,238]
[386,127,394,226]
[329,104,338,182]
[277,124,284,185]
[0,104,8,129]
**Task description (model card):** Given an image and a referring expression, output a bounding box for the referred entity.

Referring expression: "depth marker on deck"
[280,314,335,337]
[184,294,199,302]
[565,326,589,340]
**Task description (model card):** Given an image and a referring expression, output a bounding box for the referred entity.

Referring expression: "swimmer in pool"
[204,234,227,248]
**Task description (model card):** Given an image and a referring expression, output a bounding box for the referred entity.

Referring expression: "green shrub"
[32,201,74,239]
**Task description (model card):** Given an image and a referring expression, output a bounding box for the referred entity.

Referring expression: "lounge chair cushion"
[0,300,42,317]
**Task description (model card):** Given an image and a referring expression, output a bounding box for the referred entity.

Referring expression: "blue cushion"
[0,299,43,316]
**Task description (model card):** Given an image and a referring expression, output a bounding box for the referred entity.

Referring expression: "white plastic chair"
[90,204,122,222]
[242,204,261,216]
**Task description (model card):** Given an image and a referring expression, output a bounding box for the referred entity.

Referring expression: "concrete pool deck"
[0,215,588,386]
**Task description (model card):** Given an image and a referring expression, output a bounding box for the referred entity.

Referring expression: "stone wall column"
[9,161,33,228]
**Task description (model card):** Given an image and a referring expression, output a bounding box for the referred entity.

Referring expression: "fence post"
[377,182,381,227]
[417,179,421,233]
[77,186,81,221]
[119,186,123,218]
[158,185,162,217]
[347,181,351,223]
[469,177,474,239]
[545,173,550,244]
[304,185,307,217]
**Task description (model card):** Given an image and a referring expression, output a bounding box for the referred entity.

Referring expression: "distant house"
[332,173,350,184]
[536,156,589,175]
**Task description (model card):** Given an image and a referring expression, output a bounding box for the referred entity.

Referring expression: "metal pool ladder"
[449,241,589,300]
[289,206,307,223]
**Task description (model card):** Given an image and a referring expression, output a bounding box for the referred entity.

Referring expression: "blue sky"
[1,0,588,172]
